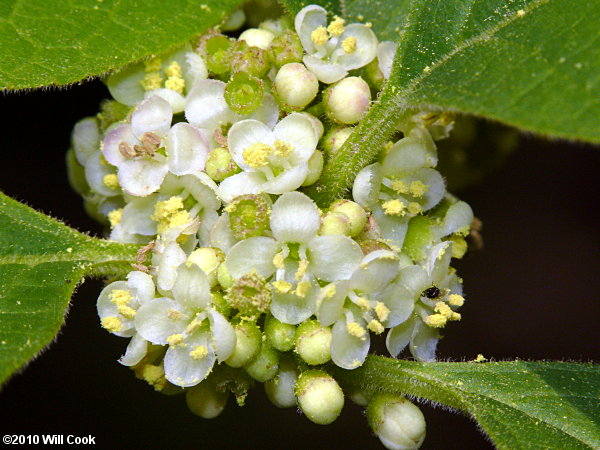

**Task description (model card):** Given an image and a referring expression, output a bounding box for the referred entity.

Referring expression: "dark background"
[0,81,598,449]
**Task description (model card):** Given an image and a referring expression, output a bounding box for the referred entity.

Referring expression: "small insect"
[422,286,441,299]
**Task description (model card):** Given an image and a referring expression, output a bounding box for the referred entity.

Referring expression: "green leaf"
[334,357,600,449]
[0,0,245,90]
[0,191,138,385]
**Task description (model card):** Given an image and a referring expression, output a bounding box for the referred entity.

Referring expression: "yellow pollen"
[141,364,167,391]
[294,280,311,298]
[474,354,487,362]
[144,57,162,72]
[375,302,390,322]
[448,294,465,307]
[382,199,405,216]
[342,36,357,54]
[141,72,163,91]
[425,313,447,328]
[167,334,184,346]
[324,284,336,298]
[327,16,345,36]
[167,308,182,320]
[367,319,384,334]
[311,26,329,45]
[449,236,468,259]
[273,139,293,157]
[165,61,182,78]
[189,345,209,360]
[108,208,123,228]
[109,289,133,307]
[101,316,123,333]
[186,317,204,334]
[434,301,454,318]
[408,202,423,215]
[273,252,285,269]
[243,143,272,168]
[153,196,191,233]
[295,259,309,281]
[347,321,367,339]
[272,280,292,294]
[118,305,136,320]
[391,180,409,194]
[409,180,429,197]
[165,76,185,94]
[356,296,371,310]
[103,173,119,189]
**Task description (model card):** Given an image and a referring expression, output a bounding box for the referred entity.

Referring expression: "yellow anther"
[294,280,311,298]
[425,313,447,328]
[409,180,429,197]
[382,199,405,216]
[272,252,285,270]
[324,284,336,298]
[391,180,409,194]
[168,210,192,228]
[165,61,183,78]
[474,354,487,362]
[295,259,309,281]
[367,319,384,334]
[327,16,345,36]
[109,289,133,307]
[189,345,209,360]
[108,208,123,228]
[186,317,204,334]
[165,76,185,94]
[449,237,468,259]
[141,72,163,91]
[167,308,181,320]
[374,302,390,322]
[384,141,394,154]
[311,26,329,45]
[101,316,123,333]
[117,305,136,320]
[141,364,167,391]
[347,321,367,339]
[434,301,454,318]
[153,196,185,220]
[144,57,162,72]
[243,143,272,168]
[356,296,371,310]
[167,334,184,346]
[273,280,292,294]
[408,202,423,215]
[273,139,293,157]
[342,36,357,54]
[448,294,465,307]
[103,173,119,189]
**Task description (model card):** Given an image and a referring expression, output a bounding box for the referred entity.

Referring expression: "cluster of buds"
[66,4,476,448]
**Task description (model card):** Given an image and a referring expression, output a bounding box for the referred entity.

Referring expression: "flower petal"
[225,236,278,279]
[134,297,186,344]
[316,281,350,327]
[350,250,400,294]
[84,151,120,197]
[395,265,430,297]
[144,88,186,114]
[217,171,266,204]
[377,41,397,79]
[331,317,370,369]
[352,163,383,208]
[439,201,473,237]
[72,117,100,166]
[106,63,146,106]
[248,93,279,128]
[386,319,414,357]
[410,320,439,362]
[119,195,158,236]
[303,55,348,84]
[167,123,209,175]
[207,309,236,361]
[375,283,415,328]
[273,113,318,164]
[294,5,327,55]
[172,264,211,311]
[427,241,452,283]
[127,270,155,304]
[103,124,136,167]
[210,213,238,253]
[373,206,410,250]
[335,24,378,70]
[131,95,172,138]
[155,242,187,293]
[227,119,274,171]
[119,333,148,367]
[307,235,363,281]
[185,79,237,131]
[118,158,168,196]
[261,164,308,195]
[164,332,216,387]
[270,281,318,325]
[270,192,320,243]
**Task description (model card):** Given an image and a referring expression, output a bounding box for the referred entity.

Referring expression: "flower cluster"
[66,4,475,447]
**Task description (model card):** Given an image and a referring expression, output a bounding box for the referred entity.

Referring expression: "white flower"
[377,41,397,80]
[71,117,101,167]
[97,271,156,366]
[295,5,378,83]
[225,192,364,324]
[385,242,464,362]
[217,113,320,202]
[103,96,210,196]
[134,263,236,387]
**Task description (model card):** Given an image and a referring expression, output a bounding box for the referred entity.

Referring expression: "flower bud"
[402,216,435,262]
[225,72,265,114]
[201,33,234,75]
[205,147,241,182]
[226,271,272,319]
[264,314,296,352]
[324,76,371,124]
[66,148,90,195]
[269,30,304,68]
[226,194,271,239]
[295,370,344,425]
[230,40,270,78]
[221,8,246,32]
[330,199,367,237]
[188,247,224,287]
[264,354,299,408]
[319,211,351,236]
[239,28,275,50]
[367,394,426,450]
[366,58,385,90]
[294,320,332,365]
[225,322,262,368]
[217,262,235,289]
[323,126,353,157]
[245,341,280,382]
[274,63,319,111]
[186,380,228,419]
[302,150,324,186]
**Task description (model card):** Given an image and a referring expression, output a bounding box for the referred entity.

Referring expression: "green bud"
[367,394,426,450]
[324,76,371,124]
[302,150,324,187]
[225,72,265,115]
[226,194,271,239]
[186,380,228,419]
[217,262,235,289]
[330,199,367,237]
[97,99,131,131]
[264,354,299,408]
[269,30,304,68]
[295,370,344,425]
[264,314,296,352]
[245,341,280,382]
[225,322,262,368]
[230,40,270,78]
[200,33,234,75]
[402,216,436,262]
[205,147,241,182]
[211,290,232,317]
[66,148,90,195]
[295,320,332,365]
[319,211,351,236]
[365,58,385,91]
[274,63,319,111]
[323,126,353,157]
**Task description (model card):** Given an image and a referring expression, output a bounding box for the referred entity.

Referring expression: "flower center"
[243,143,273,168]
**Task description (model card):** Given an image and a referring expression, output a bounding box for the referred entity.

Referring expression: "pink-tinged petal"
[103,124,136,166]
[131,96,173,138]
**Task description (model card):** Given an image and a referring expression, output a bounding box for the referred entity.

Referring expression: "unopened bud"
[206,147,241,182]
[264,314,296,352]
[295,370,344,425]
[226,194,271,239]
[230,41,270,78]
[188,247,224,287]
[324,77,371,124]
[269,30,304,68]
[239,28,275,50]
[402,216,435,262]
[319,211,351,236]
[302,150,324,186]
[274,63,319,111]
[323,126,353,157]
[221,8,246,32]
[367,394,426,450]
[330,199,367,237]
[245,341,280,382]
[201,33,234,75]
[225,72,265,114]
[265,354,299,408]
[186,380,228,419]
[226,271,272,318]
[217,262,235,289]
[225,322,262,368]
[365,58,385,90]
[295,320,332,365]
[66,148,90,195]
